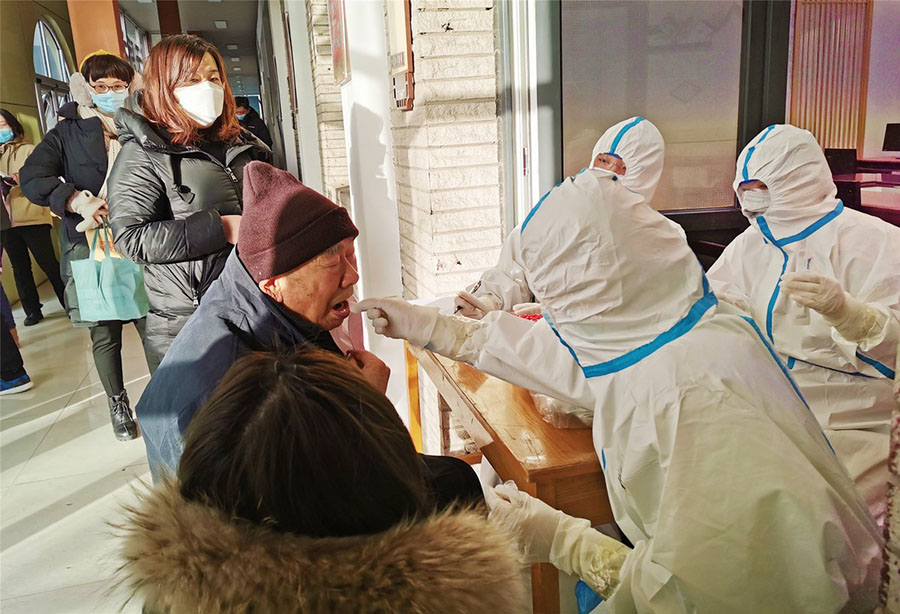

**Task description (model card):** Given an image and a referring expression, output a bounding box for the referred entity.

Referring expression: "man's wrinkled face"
[592,152,627,175]
[259,238,359,330]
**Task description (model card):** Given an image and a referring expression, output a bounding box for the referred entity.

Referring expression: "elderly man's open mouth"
[331,297,352,319]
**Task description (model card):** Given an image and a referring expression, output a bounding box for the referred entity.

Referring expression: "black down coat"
[108,105,269,359]
[19,103,107,245]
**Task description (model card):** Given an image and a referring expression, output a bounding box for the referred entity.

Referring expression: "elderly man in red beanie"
[134,162,482,508]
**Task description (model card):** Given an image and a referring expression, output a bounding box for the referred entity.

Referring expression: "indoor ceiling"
[117,0,260,95]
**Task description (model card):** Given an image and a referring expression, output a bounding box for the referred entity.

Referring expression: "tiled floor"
[1,283,146,613]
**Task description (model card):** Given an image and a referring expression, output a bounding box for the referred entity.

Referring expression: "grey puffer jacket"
[108,103,269,359]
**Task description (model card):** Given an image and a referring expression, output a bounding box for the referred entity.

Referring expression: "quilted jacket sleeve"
[18,129,77,218]
[108,141,227,265]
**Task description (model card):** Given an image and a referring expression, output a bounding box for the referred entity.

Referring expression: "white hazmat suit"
[357,164,882,611]
[459,117,665,316]
[707,124,900,522]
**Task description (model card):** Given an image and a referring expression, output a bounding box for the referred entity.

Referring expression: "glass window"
[33,21,69,81]
[120,10,149,73]
[32,21,71,134]
[561,1,744,210]
[32,27,48,78]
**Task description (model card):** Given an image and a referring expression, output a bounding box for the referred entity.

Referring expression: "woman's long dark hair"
[0,109,26,143]
[178,348,432,538]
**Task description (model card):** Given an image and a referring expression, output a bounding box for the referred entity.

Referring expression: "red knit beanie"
[238,162,359,282]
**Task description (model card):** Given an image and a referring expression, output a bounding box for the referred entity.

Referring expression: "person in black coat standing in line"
[108,35,269,366]
[233,96,272,148]
[20,51,154,441]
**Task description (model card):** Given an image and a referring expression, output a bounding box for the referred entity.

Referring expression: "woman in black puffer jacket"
[109,35,269,365]
[20,52,154,442]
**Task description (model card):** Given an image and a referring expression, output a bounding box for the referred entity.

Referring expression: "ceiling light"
[136,0,154,4]
[214,20,228,29]
[208,0,222,2]
[226,44,238,50]
[233,67,242,72]
[230,57,240,62]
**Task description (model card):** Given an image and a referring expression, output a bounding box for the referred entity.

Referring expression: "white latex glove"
[781,272,886,342]
[70,190,107,232]
[354,297,486,362]
[454,291,501,319]
[512,302,542,316]
[353,297,439,348]
[484,481,561,564]
[485,482,631,599]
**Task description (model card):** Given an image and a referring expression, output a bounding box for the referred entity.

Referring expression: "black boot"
[23,311,44,326]
[108,390,138,441]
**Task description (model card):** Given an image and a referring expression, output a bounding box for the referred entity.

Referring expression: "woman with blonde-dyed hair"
[108,34,269,367]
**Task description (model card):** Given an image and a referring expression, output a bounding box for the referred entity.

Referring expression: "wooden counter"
[409,346,613,614]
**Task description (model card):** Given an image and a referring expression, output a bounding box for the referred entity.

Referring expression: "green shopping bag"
[71,219,149,322]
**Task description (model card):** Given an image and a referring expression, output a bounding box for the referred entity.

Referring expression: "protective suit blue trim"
[577,277,718,378]
[755,201,845,341]
[600,449,606,470]
[741,316,810,410]
[856,350,896,379]
[608,117,645,155]
[544,313,582,366]
[786,356,796,369]
[775,202,844,246]
[741,124,776,182]
[521,168,590,233]
[740,316,835,454]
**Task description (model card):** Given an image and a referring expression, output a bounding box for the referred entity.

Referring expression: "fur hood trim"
[116,480,528,613]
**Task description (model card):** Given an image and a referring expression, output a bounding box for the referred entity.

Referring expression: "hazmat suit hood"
[735,124,839,230]
[590,117,665,202]
[516,168,709,372]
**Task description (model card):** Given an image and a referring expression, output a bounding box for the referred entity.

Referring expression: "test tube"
[791,248,810,325]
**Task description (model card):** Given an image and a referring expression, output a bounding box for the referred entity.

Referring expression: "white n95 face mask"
[174,81,225,128]
[740,189,772,214]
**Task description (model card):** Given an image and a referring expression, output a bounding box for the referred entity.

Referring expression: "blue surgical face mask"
[0,129,14,144]
[90,89,129,115]
[236,113,247,121]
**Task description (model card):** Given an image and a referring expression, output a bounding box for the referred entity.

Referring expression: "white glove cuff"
[827,296,888,345]
[472,293,502,313]
[549,515,630,599]
[426,313,488,363]
[405,306,441,349]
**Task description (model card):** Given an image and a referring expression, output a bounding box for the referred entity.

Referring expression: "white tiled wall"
[389,0,505,300]
[306,0,350,198]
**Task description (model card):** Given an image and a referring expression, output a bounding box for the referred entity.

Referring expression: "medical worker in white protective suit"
[454,116,665,318]
[354,165,882,610]
[708,124,900,523]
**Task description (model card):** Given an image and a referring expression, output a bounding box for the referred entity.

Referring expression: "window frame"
[32,20,71,135]
[501,0,791,224]
[34,76,71,135]
[120,9,151,73]
[34,20,68,82]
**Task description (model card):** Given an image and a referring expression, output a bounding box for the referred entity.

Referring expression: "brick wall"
[385,0,504,454]
[389,0,504,301]
[306,0,349,198]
